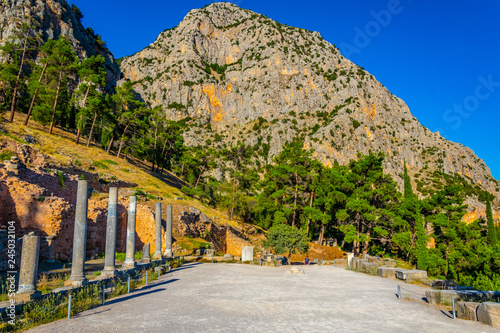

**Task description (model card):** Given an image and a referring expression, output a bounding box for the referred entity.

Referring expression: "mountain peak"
[119,4,500,200]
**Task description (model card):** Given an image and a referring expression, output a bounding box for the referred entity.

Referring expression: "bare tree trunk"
[194,165,205,188]
[106,136,114,153]
[318,223,325,246]
[117,123,130,158]
[75,86,91,144]
[86,110,98,147]
[306,191,314,233]
[292,172,298,228]
[229,177,236,221]
[24,62,47,126]
[363,230,370,256]
[9,36,28,122]
[48,70,63,135]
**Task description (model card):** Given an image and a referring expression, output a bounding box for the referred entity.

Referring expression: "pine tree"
[0,19,40,122]
[73,55,106,144]
[486,195,498,246]
[41,37,79,134]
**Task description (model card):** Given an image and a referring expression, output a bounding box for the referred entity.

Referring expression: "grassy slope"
[0,112,241,229]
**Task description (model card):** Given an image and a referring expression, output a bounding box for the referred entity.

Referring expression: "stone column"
[66,180,89,287]
[123,196,137,269]
[164,205,173,257]
[102,187,119,277]
[346,253,354,268]
[140,243,151,264]
[153,202,162,260]
[17,232,41,301]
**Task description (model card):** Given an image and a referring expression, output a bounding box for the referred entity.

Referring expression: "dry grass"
[1,113,243,229]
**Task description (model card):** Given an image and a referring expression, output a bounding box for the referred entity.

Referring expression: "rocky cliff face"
[119,3,499,205]
[0,0,120,85]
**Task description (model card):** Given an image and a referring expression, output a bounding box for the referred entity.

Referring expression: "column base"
[152,252,162,260]
[16,291,41,302]
[101,268,119,277]
[122,261,137,269]
[163,250,173,258]
[139,258,151,264]
[64,278,89,287]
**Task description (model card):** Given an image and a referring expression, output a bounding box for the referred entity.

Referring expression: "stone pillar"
[66,180,89,287]
[17,232,41,301]
[346,253,354,268]
[153,202,162,260]
[123,196,137,269]
[164,205,173,257]
[102,187,119,277]
[140,243,151,264]
[242,246,254,262]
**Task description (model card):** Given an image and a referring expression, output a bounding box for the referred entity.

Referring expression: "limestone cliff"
[0,0,120,85]
[119,2,499,208]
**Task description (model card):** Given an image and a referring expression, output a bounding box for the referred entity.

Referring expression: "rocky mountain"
[0,0,120,85]
[119,2,499,206]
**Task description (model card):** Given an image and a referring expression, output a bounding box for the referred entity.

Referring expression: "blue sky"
[71,0,500,180]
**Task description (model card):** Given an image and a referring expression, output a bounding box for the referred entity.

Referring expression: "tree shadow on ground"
[102,284,172,306]
[169,262,201,273]
[124,157,187,190]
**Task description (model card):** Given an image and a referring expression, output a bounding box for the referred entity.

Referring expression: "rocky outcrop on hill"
[0,0,120,85]
[119,2,499,206]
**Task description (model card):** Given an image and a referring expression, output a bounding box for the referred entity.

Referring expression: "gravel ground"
[29,263,498,333]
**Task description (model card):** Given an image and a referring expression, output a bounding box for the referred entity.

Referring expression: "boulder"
[222,254,233,260]
[456,302,479,321]
[378,266,398,278]
[477,302,500,327]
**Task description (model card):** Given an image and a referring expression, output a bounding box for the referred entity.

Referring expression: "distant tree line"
[179,136,500,291]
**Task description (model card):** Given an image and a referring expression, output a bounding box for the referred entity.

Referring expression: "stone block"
[361,261,378,272]
[351,257,360,269]
[456,302,479,321]
[242,246,253,261]
[378,266,398,278]
[432,280,457,290]
[424,290,498,305]
[223,254,233,261]
[477,302,500,327]
[396,269,428,281]
[381,259,397,267]
[335,259,347,267]
[356,259,367,271]
[367,257,379,264]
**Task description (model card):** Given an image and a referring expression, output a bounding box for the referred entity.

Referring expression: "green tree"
[0,18,39,122]
[256,138,316,228]
[73,55,106,144]
[263,224,309,264]
[337,152,400,255]
[41,37,79,134]
[107,81,140,154]
[486,195,498,246]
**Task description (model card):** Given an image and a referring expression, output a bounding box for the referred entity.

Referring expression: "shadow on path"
[75,308,111,318]
[103,286,170,306]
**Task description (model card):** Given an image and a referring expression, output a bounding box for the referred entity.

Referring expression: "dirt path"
[29,263,497,333]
